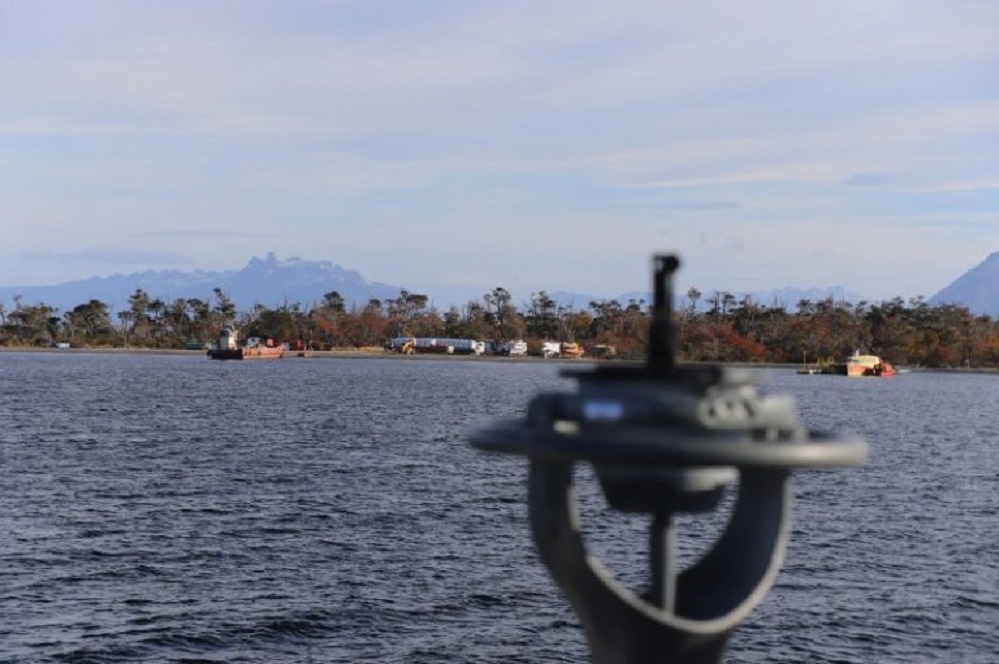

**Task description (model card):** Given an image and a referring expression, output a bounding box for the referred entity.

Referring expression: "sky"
[2,0,997,307]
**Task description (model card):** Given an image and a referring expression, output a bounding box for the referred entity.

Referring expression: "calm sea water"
[1,352,996,663]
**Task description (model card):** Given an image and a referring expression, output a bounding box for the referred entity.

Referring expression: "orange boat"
[560,342,585,359]
[833,351,895,377]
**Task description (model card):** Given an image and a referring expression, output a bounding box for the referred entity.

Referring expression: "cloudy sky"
[2,0,996,305]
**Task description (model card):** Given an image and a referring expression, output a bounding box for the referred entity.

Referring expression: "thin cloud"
[0,1,995,301]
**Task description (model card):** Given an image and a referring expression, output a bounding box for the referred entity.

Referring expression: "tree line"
[1,286,997,368]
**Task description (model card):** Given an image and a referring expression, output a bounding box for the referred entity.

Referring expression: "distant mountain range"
[0,254,403,314]
[1,251,996,317]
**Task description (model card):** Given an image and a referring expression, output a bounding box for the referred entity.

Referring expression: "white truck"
[541,341,561,358]
[500,340,528,357]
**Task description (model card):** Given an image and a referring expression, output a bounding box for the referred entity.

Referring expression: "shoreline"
[0,345,580,363]
[1,346,996,373]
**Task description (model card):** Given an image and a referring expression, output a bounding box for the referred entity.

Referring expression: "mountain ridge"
[0,253,403,314]
[0,252,995,316]
[928,251,999,317]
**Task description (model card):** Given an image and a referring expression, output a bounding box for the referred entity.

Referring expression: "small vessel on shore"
[208,328,283,360]
[833,350,896,377]
[797,357,835,374]
[540,341,585,359]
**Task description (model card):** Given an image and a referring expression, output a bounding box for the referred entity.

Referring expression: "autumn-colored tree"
[526,291,559,339]
[4,297,58,346]
[65,299,113,345]
[483,287,525,341]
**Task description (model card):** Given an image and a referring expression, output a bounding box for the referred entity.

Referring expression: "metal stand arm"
[528,461,792,664]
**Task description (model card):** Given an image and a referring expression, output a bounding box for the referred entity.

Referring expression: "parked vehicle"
[499,340,528,357]
[387,337,485,356]
[590,344,617,359]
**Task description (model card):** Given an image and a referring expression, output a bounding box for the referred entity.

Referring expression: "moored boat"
[796,357,836,374]
[833,350,895,377]
[539,341,585,359]
[208,328,283,360]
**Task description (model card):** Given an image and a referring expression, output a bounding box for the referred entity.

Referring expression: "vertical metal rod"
[648,254,679,375]
[650,512,677,615]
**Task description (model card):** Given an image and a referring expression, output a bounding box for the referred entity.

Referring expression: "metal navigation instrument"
[469,254,867,664]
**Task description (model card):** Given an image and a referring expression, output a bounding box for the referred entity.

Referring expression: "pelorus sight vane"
[469,253,867,664]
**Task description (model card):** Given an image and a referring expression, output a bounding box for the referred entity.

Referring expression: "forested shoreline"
[2,286,997,369]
